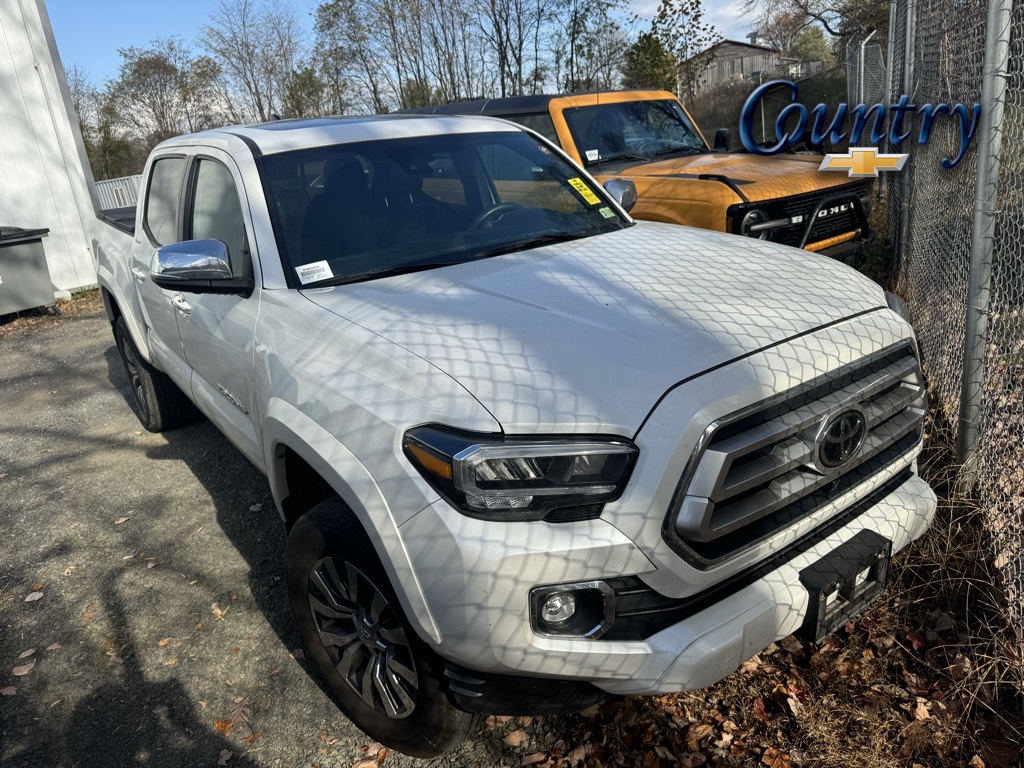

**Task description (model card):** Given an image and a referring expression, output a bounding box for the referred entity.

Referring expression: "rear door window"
[144,157,186,246]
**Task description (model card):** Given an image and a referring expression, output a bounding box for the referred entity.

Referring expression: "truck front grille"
[728,181,870,248]
[773,182,869,247]
[666,344,925,568]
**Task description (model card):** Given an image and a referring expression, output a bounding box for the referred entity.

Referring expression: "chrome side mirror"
[150,239,252,296]
[152,239,232,281]
[603,178,637,213]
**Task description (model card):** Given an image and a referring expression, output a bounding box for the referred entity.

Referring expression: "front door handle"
[131,266,147,283]
[171,295,192,315]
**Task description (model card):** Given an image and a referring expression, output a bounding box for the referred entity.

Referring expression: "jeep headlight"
[403,426,638,521]
[739,208,770,239]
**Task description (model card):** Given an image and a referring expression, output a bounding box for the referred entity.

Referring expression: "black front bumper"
[444,662,609,715]
[817,228,874,269]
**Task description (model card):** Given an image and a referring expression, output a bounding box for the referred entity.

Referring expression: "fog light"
[541,593,577,625]
[529,581,615,639]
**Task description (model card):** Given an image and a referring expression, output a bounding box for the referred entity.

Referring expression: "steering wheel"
[467,202,523,230]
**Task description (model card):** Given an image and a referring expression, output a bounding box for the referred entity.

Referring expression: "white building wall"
[0,0,98,294]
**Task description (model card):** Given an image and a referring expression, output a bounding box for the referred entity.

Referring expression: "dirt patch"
[0,288,104,341]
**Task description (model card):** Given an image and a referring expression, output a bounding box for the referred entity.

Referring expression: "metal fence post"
[895,0,917,272]
[958,0,1014,461]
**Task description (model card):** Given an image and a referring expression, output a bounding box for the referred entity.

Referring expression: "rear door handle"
[131,266,147,283]
[171,295,192,315]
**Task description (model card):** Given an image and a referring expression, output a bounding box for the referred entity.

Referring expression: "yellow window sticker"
[599,206,615,219]
[567,177,601,205]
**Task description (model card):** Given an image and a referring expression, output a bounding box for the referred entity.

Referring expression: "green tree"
[281,65,333,117]
[789,25,834,65]
[622,32,677,91]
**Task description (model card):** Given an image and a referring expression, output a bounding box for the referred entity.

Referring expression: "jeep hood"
[604,152,860,203]
[303,223,887,435]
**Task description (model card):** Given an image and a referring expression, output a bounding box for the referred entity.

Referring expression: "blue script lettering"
[738,79,981,169]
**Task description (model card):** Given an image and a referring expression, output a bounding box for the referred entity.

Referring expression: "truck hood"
[606,152,857,203]
[303,222,887,435]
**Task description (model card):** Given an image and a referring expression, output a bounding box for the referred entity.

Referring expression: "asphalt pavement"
[0,302,558,768]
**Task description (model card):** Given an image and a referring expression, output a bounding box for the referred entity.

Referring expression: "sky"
[45,0,755,87]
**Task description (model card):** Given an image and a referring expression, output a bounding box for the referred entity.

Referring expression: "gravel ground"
[0,300,564,768]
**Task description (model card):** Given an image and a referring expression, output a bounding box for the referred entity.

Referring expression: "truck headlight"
[739,208,770,239]
[403,426,638,521]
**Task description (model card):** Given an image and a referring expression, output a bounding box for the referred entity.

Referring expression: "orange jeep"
[413,90,873,264]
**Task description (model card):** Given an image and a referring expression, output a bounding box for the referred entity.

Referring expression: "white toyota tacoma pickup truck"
[92,114,936,757]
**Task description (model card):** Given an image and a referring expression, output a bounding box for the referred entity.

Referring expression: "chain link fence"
[889,0,1024,642]
[846,35,888,106]
[685,66,848,152]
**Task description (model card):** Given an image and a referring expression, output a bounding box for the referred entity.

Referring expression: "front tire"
[112,316,192,432]
[286,498,477,758]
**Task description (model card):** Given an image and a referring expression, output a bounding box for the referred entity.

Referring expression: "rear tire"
[113,316,192,432]
[287,498,477,758]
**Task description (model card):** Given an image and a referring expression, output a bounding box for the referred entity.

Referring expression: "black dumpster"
[0,227,53,315]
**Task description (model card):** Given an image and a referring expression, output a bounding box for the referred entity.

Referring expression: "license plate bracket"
[796,529,892,643]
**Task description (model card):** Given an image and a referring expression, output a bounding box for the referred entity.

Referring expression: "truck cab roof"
[153,113,525,156]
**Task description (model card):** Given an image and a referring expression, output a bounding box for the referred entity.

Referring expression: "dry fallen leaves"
[486,714,514,728]
[504,729,528,747]
[762,746,791,768]
[114,516,131,525]
[211,603,228,621]
[45,643,60,652]
[24,592,43,602]
[0,686,15,696]
[158,638,173,647]
[18,649,35,659]
[218,748,233,765]
[242,732,263,745]
[12,661,35,676]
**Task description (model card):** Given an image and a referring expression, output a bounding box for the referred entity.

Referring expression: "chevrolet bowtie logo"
[818,147,909,177]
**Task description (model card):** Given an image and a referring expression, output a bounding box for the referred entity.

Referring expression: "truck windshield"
[563,100,708,167]
[261,131,629,288]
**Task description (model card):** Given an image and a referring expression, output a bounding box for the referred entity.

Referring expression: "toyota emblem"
[816,409,867,470]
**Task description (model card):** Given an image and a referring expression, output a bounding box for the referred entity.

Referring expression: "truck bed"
[97,207,136,236]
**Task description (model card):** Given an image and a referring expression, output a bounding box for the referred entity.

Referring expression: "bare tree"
[109,37,222,147]
[651,0,720,99]
[202,0,306,122]
[743,0,889,44]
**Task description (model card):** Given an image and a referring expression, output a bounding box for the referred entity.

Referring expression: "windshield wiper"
[468,231,596,261]
[654,146,704,157]
[300,233,597,289]
[594,152,651,165]
[303,257,462,288]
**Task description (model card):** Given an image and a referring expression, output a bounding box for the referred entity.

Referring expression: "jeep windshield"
[563,100,708,168]
[261,131,630,288]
